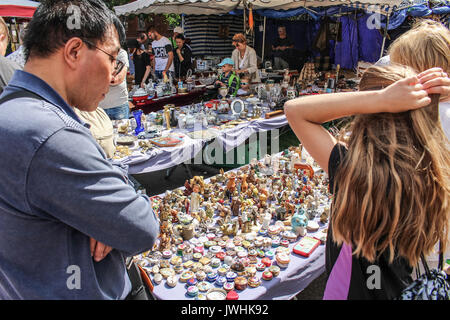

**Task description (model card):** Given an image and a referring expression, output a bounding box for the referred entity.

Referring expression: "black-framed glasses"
[83,39,125,77]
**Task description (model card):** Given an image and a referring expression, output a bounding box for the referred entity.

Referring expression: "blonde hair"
[0,16,9,43]
[332,65,450,267]
[388,20,450,74]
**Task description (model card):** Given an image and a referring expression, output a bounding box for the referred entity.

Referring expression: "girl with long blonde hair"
[285,64,449,299]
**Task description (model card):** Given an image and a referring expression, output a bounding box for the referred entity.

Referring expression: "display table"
[149,226,326,300]
[113,113,288,175]
[132,88,207,114]
[133,151,330,300]
[112,132,204,175]
[114,96,289,175]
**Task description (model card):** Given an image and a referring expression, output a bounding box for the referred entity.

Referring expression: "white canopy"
[114,0,419,16]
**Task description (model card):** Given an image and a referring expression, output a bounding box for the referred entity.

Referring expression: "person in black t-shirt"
[284,64,450,300]
[129,39,151,88]
[272,26,294,70]
[173,34,192,80]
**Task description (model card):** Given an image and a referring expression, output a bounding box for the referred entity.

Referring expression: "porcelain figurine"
[190,185,202,214]
[231,197,241,217]
[240,174,248,193]
[262,212,272,230]
[274,207,285,221]
[290,208,308,237]
[320,206,330,224]
[226,173,237,196]
[189,176,205,195]
[283,201,296,218]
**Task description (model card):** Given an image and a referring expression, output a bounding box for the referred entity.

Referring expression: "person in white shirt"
[231,33,260,83]
[7,29,26,68]
[146,25,175,81]
[99,48,129,120]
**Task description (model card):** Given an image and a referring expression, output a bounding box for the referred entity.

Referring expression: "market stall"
[0,0,39,53]
[114,0,423,70]
[0,0,38,18]
[117,62,358,175]
[132,146,332,300]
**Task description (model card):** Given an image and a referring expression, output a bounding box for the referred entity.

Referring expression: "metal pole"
[262,16,266,62]
[243,0,247,35]
[379,13,390,60]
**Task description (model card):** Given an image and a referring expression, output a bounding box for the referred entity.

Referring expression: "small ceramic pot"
[268,265,281,277]
[216,252,226,261]
[262,271,273,281]
[180,271,194,283]
[226,290,239,300]
[223,282,235,292]
[186,285,199,297]
[206,272,218,282]
[234,277,248,291]
[196,270,207,281]
[166,275,178,287]
[217,267,228,277]
[153,273,162,285]
[276,253,290,269]
[256,262,266,271]
[210,258,221,268]
[197,281,212,292]
[162,250,172,259]
[193,252,203,261]
[248,276,261,288]
[187,278,198,287]
[206,288,227,300]
[215,276,227,287]
[226,271,238,282]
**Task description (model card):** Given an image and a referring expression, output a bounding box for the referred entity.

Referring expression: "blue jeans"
[104,103,129,120]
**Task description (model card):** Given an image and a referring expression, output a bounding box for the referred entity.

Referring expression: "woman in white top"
[231,33,260,83]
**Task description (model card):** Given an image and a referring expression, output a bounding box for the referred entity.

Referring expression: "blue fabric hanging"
[432,5,450,14]
[334,16,359,70]
[358,15,383,64]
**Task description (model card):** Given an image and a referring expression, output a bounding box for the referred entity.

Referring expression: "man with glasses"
[0,0,159,300]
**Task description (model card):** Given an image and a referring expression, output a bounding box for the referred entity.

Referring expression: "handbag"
[125,258,156,300]
[397,244,449,300]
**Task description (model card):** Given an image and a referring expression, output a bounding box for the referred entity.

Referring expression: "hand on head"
[417,67,450,102]
[380,67,448,113]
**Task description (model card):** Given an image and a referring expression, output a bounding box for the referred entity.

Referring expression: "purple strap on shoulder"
[323,242,353,300]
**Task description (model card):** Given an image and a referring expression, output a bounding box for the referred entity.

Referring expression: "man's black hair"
[127,39,140,50]
[146,25,156,34]
[138,32,146,40]
[23,0,123,60]
[175,34,185,41]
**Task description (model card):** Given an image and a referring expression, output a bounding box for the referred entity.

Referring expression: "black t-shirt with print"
[326,143,413,300]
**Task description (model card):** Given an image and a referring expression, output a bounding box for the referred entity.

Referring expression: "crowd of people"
[0,0,448,300]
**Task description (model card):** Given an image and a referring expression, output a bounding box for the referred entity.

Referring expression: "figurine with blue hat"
[215,58,240,98]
